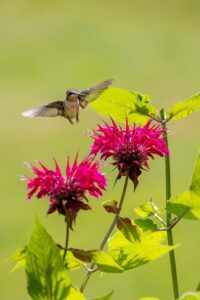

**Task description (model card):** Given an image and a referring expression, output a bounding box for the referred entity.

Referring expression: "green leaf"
[108,230,177,271]
[167,191,200,220]
[67,248,123,273]
[67,287,86,300]
[90,87,157,125]
[179,291,200,300]
[26,217,72,300]
[91,251,123,273]
[134,219,157,232]
[134,201,155,218]
[63,251,85,271]
[117,217,140,242]
[167,154,200,220]
[166,93,200,121]
[135,228,167,245]
[190,153,200,196]
[91,290,114,300]
[9,246,27,272]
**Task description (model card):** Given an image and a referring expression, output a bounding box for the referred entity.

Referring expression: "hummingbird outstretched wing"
[22,101,64,118]
[78,79,114,108]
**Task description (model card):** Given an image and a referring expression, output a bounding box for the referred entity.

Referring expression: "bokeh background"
[0,1,200,299]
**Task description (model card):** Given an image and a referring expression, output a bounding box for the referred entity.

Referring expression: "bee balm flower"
[90,118,169,189]
[22,156,107,222]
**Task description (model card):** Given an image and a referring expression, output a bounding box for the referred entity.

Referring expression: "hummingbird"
[22,79,114,124]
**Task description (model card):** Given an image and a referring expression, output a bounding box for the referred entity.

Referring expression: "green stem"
[154,212,167,227]
[80,174,129,293]
[160,109,179,299]
[63,219,70,261]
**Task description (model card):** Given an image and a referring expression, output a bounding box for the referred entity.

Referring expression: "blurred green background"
[0,0,200,299]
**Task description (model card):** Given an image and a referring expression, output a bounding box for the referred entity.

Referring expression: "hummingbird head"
[66,88,79,101]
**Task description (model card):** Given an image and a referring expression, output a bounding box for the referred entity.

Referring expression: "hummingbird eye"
[67,89,79,97]
[67,89,75,96]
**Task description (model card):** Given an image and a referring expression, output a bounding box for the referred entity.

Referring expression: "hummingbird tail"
[21,107,44,118]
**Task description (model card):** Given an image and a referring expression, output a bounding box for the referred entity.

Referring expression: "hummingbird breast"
[63,98,79,119]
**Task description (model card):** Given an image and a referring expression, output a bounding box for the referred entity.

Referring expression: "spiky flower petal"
[90,118,169,189]
[23,156,107,222]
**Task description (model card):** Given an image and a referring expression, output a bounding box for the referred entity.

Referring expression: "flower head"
[90,118,169,189]
[22,156,107,222]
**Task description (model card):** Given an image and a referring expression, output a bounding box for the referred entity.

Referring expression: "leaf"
[134,201,155,218]
[166,93,200,121]
[167,154,200,220]
[190,153,200,196]
[66,248,123,273]
[9,246,27,272]
[134,219,157,232]
[91,291,114,300]
[70,249,93,263]
[91,251,124,273]
[166,191,200,220]
[26,216,72,300]
[102,200,119,214]
[135,228,167,244]
[108,230,177,271]
[179,291,200,300]
[67,287,86,300]
[90,87,157,125]
[63,251,85,271]
[117,217,140,242]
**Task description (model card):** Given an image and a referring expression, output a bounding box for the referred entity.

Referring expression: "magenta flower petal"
[90,118,169,189]
[23,156,107,222]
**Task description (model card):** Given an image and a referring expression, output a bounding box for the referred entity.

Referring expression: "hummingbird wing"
[22,101,64,118]
[78,79,114,108]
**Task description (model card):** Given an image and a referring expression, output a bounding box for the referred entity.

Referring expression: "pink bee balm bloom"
[90,118,169,189]
[23,156,107,222]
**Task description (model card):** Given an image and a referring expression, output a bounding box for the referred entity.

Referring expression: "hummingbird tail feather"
[21,107,43,118]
